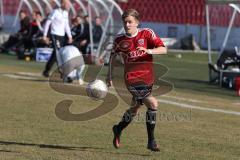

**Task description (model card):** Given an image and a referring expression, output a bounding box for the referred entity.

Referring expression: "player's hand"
[137,46,148,53]
[137,47,154,54]
[106,77,113,87]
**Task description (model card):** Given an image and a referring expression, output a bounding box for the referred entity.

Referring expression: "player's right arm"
[106,52,117,87]
[106,35,123,87]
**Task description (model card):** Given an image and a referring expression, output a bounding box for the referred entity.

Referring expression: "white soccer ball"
[86,79,108,99]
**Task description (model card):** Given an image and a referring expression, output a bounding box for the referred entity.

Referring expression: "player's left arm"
[137,29,167,55]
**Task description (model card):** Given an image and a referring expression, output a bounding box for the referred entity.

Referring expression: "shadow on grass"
[0,140,102,151]
[0,140,152,157]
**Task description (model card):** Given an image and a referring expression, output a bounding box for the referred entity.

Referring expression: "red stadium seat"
[116,0,206,25]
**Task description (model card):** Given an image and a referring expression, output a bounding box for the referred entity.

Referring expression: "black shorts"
[127,84,153,105]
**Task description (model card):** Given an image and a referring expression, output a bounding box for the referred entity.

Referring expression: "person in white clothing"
[42,0,73,77]
[58,45,85,85]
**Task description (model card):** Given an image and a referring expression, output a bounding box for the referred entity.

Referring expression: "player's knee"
[152,98,158,109]
[145,96,158,110]
[150,101,158,110]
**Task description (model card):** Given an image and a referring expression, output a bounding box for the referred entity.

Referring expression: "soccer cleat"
[42,71,49,78]
[147,140,160,152]
[112,125,121,149]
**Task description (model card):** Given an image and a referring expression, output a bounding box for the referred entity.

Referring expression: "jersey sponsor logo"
[127,50,146,61]
[138,39,144,46]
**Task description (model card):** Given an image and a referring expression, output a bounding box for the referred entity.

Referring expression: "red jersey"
[113,28,165,86]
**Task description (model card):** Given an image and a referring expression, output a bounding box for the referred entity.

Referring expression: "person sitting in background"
[77,15,90,55]
[23,11,44,51]
[71,15,84,42]
[92,16,103,44]
[86,16,103,58]
[0,10,30,52]
[31,12,51,48]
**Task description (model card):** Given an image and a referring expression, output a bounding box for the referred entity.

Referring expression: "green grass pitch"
[0,53,239,160]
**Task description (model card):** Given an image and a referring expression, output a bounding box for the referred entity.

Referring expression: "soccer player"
[106,9,167,152]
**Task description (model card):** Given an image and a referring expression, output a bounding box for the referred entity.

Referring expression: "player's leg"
[76,64,85,85]
[112,98,141,148]
[116,98,141,131]
[76,54,85,85]
[143,95,160,152]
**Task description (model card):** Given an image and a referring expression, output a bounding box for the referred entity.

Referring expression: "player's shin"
[146,108,157,142]
[117,109,136,132]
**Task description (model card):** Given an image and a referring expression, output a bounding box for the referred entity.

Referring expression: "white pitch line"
[162,95,203,103]
[158,99,240,116]
[232,102,240,105]
[18,72,42,77]
[108,89,240,116]
[1,74,39,80]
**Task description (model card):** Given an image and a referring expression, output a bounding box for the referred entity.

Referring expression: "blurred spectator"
[71,15,84,40]
[0,10,30,52]
[77,15,90,55]
[23,11,44,51]
[85,16,103,59]
[31,11,51,49]
[92,17,103,44]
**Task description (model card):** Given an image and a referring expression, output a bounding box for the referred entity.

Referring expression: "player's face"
[123,16,139,36]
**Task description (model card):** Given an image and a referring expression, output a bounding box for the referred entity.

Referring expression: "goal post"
[205,0,240,64]
[205,0,240,84]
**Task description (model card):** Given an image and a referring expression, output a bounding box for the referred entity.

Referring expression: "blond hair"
[122,9,140,22]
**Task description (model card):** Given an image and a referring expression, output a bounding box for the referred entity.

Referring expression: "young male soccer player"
[106,9,167,151]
